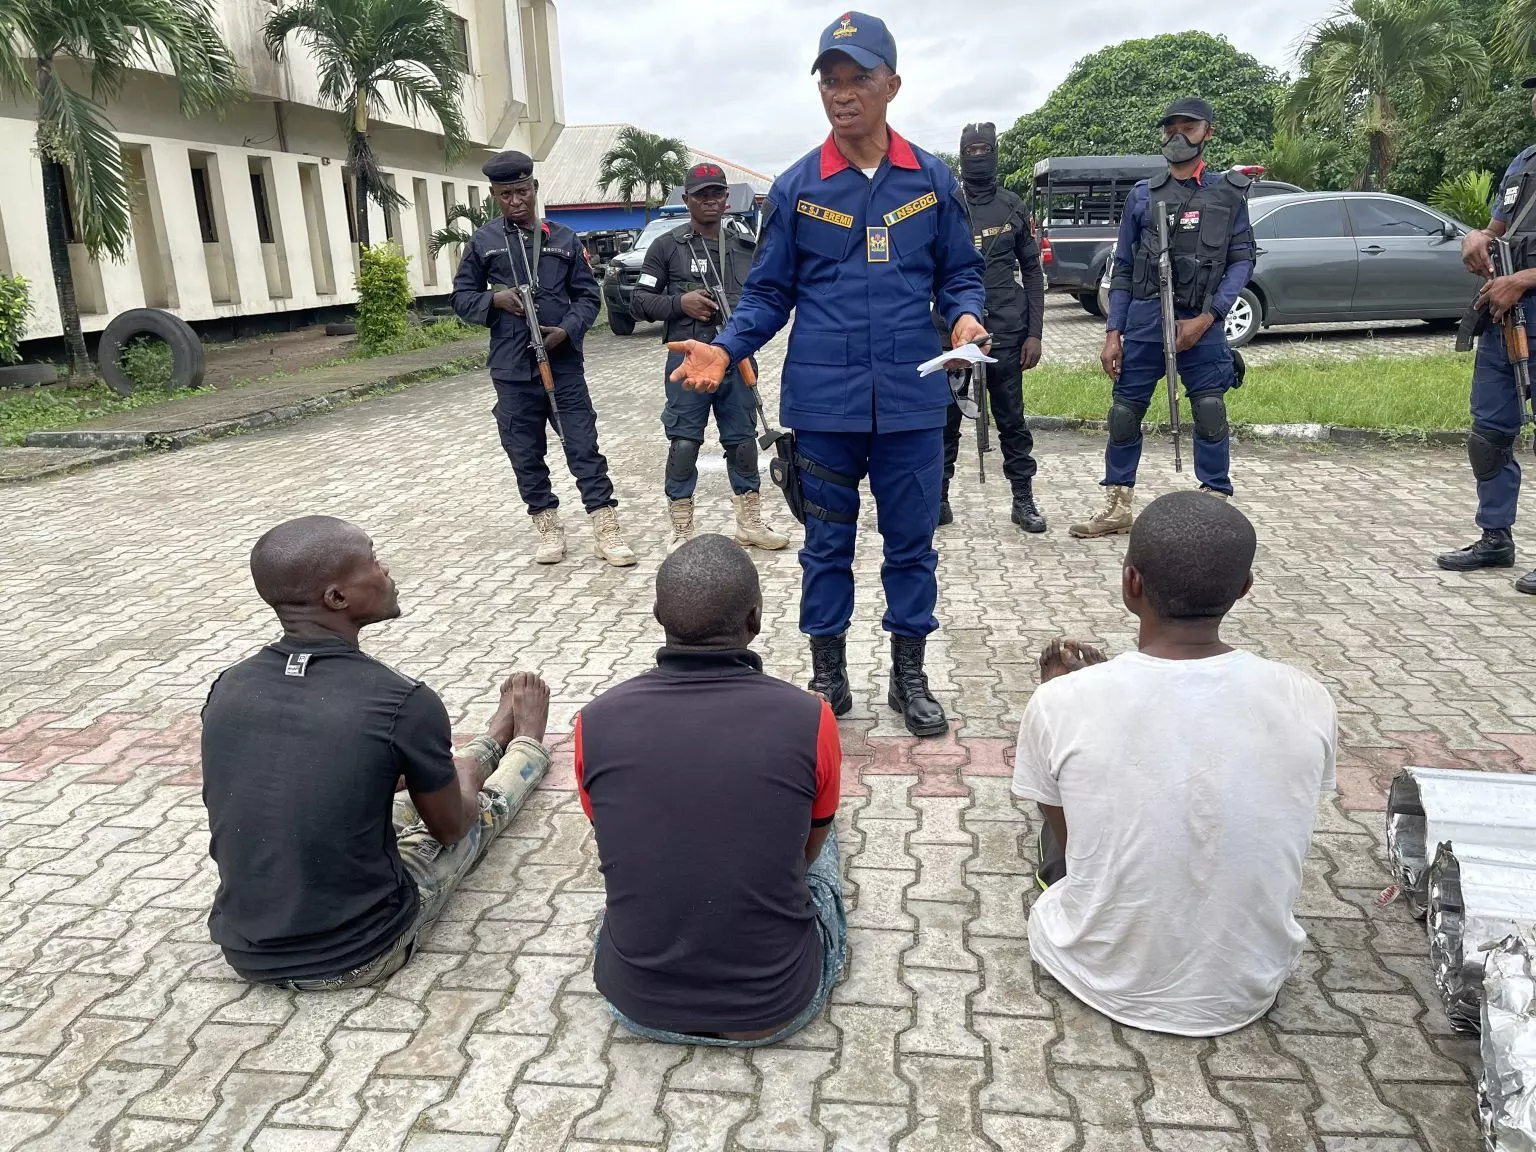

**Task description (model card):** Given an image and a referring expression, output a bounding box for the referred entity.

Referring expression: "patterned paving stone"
[0,322,1503,1148]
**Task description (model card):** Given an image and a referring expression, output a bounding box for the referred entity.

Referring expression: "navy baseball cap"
[812,11,896,74]
[1160,97,1214,126]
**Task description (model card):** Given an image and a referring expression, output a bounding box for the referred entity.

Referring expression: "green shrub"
[1430,170,1494,230]
[119,335,174,391]
[356,243,413,354]
[0,274,33,365]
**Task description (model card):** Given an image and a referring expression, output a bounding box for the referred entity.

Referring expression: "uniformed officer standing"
[938,122,1047,532]
[629,162,791,553]
[1436,76,1536,593]
[1069,98,1255,538]
[668,12,987,737]
[452,151,636,567]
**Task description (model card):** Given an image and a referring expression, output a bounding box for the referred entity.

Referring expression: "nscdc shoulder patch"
[797,200,854,229]
[883,191,938,227]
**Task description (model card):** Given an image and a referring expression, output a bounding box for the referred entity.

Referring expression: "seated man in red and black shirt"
[575,534,845,1045]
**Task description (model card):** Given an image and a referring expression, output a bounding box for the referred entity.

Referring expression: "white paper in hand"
[917,343,997,377]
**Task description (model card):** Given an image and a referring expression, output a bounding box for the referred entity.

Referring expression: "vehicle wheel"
[608,309,636,336]
[1224,289,1261,349]
[1077,291,1104,318]
[97,308,204,398]
[1097,266,1112,318]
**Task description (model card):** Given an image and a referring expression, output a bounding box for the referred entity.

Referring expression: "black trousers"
[492,368,616,515]
[943,343,1037,493]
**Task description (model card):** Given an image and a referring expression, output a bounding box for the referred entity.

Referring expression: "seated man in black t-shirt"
[201,515,551,990]
[575,534,846,1045]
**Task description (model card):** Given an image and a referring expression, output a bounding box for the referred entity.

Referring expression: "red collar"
[819,127,920,180]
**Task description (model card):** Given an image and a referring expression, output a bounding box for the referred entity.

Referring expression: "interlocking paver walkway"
[0,316,1512,1150]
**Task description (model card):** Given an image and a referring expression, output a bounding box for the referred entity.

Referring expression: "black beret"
[482,150,534,184]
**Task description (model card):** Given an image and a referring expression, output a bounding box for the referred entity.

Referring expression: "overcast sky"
[558,1,1344,177]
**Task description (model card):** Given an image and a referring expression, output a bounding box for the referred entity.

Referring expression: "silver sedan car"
[1098,191,1480,348]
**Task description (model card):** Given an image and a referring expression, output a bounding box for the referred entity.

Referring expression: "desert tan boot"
[590,506,637,567]
[531,509,565,564]
[1068,485,1134,538]
[667,498,695,554]
[733,491,790,550]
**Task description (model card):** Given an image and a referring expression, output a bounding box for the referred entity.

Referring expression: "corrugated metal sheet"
[1480,935,1536,1149]
[538,123,773,209]
[1428,843,1536,1031]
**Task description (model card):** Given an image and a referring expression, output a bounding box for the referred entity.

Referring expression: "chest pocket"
[795,212,853,262]
[887,191,938,262]
[538,246,573,288]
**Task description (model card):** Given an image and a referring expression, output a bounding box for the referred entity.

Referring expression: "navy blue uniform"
[1468,145,1536,531]
[452,217,616,515]
[1105,167,1254,493]
[714,131,985,637]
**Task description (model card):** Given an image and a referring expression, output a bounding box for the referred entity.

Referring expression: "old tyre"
[325,322,357,336]
[1223,289,1261,350]
[98,308,204,397]
[0,362,59,388]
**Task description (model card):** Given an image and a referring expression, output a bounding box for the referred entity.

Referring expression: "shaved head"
[250,516,371,609]
[1125,492,1256,620]
[654,534,762,648]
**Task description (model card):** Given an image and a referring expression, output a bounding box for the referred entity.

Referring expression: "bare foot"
[505,671,550,745]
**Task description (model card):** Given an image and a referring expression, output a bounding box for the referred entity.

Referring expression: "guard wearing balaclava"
[1069,97,1256,539]
[938,122,1048,533]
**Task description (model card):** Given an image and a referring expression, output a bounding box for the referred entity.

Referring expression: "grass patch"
[1025,352,1474,434]
[0,380,212,445]
[118,336,174,392]
[353,316,478,359]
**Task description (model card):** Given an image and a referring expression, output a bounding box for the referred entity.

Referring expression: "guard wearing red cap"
[667,11,987,737]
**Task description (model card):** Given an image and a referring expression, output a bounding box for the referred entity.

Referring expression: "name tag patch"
[285,653,310,677]
[1179,210,1201,230]
[883,191,938,226]
[866,226,890,262]
[797,200,854,228]
[637,272,658,288]
[1506,185,1521,207]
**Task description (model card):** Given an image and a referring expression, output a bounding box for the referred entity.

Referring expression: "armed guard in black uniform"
[1436,78,1536,592]
[629,162,790,553]
[938,123,1047,532]
[452,150,635,567]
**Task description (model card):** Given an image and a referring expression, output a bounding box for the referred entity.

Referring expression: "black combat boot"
[938,482,953,527]
[887,636,948,737]
[808,634,853,716]
[1010,481,1046,533]
[1516,569,1536,595]
[1436,528,1515,571]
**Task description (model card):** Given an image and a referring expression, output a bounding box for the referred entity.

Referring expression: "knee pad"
[1108,399,1148,446]
[1190,391,1229,443]
[1469,425,1516,481]
[666,438,701,484]
[726,439,759,479]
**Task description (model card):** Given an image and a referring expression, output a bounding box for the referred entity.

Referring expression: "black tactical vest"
[1130,169,1251,311]
[965,188,1030,336]
[1499,147,1536,270]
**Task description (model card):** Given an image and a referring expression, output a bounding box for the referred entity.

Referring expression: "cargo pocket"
[786,330,851,414]
[890,326,944,413]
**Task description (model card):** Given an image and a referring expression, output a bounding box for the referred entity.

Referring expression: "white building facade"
[0,0,565,341]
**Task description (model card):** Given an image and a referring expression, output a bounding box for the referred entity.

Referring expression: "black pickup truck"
[1029,155,1301,317]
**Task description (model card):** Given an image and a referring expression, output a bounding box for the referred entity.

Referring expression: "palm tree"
[1285,0,1488,190]
[598,127,689,223]
[428,194,495,259]
[0,0,240,378]
[1259,130,1340,189]
[1497,0,1536,66]
[264,0,469,250]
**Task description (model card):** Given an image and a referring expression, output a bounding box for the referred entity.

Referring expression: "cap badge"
[833,15,857,37]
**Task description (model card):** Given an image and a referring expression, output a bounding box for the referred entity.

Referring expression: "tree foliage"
[998,32,1284,191]
[1429,168,1495,226]
[1283,0,1488,189]
[429,195,495,258]
[265,0,469,246]
[597,127,689,222]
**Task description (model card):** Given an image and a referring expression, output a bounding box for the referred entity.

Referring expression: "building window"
[250,171,275,244]
[190,164,218,243]
[449,15,470,72]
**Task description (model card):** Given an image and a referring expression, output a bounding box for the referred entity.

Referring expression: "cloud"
[556,1,1339,177]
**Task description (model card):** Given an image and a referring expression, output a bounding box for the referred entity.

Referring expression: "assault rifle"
[689,233,779,451]
[1155,207,1184,473]
[1457,237,1536,441]
[504,222,564,443]
[946,339,995,482]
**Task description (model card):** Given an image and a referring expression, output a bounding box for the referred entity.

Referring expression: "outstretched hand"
[667,340,730,393]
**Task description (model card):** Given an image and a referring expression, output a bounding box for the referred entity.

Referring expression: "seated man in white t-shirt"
[1012,491,1337,1037]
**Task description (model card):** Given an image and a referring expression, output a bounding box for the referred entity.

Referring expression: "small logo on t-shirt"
[285,653,311,677]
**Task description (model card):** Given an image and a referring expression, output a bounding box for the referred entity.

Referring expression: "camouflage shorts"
[270,737,549,992]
